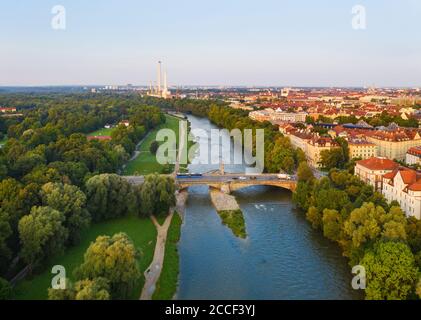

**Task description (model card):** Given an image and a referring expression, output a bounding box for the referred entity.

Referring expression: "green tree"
[319,148,345,170]
[306,206,322,229]
[0,209,12,273]
[0,277,12,300]
[322,209,342,242]
[48,278,75,300]
[417,278,421,299]
[41,182,91,245]
[295,148,307,164]
[149,141,159,155]
[292,181,313,211]
[361,241,418,300]
[74,233,140,299]
[314,187,350,213]
[137,174,176,216]
[406,216,421,253]
[343,203,407,263]
[74,278,110,300]
[85,174,135,222]
[18,206,68,266]
[297,161,314,182]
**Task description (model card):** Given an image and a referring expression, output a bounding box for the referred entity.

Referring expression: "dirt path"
[140,211,174,300]
[175,190,188,219]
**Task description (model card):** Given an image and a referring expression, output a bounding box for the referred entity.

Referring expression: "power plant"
[147,61,172,99]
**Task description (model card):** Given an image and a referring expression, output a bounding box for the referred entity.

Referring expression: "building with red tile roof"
[87,135,112,141]
[406,146,421,166]
[382,167,421,219]
[355,157,399,191]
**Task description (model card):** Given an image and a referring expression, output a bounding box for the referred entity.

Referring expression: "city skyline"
[1,0,421,87]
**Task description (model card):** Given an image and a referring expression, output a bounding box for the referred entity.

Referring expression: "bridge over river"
[124,173,297,194]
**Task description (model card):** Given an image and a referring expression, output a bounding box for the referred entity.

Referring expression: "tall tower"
[164,70,168,92]
[157,61,162,93]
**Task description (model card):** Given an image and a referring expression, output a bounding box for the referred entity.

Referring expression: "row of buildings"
[279,122,421,168]
[249,108,308,123]
[331,125,421,161]
[279,127,338,167]
[355,157,421,219]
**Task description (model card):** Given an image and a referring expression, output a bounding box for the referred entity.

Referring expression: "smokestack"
[157,61,162,93]
[164,70,168,91]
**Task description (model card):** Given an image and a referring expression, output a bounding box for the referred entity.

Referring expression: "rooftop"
[356,157,399,171]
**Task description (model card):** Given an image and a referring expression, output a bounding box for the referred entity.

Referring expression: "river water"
[176,115,361,300]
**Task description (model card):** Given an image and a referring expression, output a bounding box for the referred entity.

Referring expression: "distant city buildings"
[249,108,307,124]
[0,107,17,113]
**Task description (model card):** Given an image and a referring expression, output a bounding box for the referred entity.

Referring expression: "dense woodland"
[0,94,175,299]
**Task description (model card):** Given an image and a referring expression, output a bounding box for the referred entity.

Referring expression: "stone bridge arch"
[177,181,296,194]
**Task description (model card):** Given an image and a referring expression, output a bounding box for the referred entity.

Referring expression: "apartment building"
[348,139,378,160]
[406,146,421,166]
[382,168,421,219]
[249,108,307,123]
[285,129,338,168]
[355,157,399,191]
[366,130,421,161]
[306,136,338,168]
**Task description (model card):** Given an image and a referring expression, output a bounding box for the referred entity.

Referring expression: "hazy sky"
[1,0,421,87]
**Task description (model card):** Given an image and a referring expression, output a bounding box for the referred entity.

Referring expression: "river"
[176,114,362,300]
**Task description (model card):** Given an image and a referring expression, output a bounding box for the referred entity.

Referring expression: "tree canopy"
[74,233,140,299]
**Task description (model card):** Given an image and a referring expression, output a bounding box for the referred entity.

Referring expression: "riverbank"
[140,212,174,300]
[152,213,182,300]
[175,190,189,218]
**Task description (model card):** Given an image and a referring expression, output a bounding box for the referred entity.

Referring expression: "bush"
[0,278,12,300]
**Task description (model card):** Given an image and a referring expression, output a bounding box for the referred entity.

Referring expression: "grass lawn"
[87,126,116,137]
[218,210,247,239]
[123,115,181,175]
[152,213,182,300]
[13,215,157,300]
